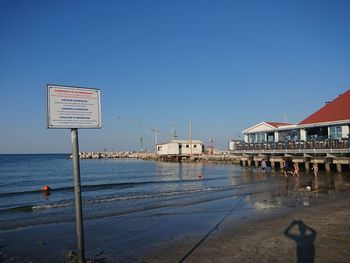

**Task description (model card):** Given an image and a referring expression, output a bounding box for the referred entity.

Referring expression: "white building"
[241,122,294,143]
[156,140,204,156]
[229,89,350,151]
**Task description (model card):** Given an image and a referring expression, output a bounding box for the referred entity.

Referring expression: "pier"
[230,139,350,172]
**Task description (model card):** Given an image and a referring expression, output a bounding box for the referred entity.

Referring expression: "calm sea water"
[1,154,350,231]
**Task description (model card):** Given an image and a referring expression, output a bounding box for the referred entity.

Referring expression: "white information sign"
[47,85,101,129]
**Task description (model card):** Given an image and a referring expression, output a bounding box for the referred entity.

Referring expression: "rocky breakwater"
[67,151,156,160]
[201,154,241,164]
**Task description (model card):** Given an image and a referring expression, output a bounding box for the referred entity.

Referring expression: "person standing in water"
[282,159,293,177]
[311,162,318,177]
[261,158,267,173]
[293,162,300,177]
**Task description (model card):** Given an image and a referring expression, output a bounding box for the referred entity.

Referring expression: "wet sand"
[144,191,350,263]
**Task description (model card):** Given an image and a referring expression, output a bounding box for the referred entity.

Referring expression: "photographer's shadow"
[284,220,317,263]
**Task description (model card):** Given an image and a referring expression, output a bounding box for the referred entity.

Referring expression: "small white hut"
[156,140,204,156]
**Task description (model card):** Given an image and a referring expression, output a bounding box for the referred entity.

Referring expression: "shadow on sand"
[284,220,317,263]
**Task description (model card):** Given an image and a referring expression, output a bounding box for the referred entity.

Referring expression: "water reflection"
[244,170,350,211]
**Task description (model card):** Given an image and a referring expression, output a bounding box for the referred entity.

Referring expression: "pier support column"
[279,161,284,172]
[305,162,310,172]
[271,161,275,171]
[336,164,342,173]
[242,160,246,167]
[254,160,259,168]
[325,162,331,172]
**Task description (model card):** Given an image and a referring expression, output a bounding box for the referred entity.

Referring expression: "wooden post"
[254,160,259,168]
[305,162,310,172]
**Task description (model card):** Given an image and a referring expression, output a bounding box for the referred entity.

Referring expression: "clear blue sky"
[1,0,350,153]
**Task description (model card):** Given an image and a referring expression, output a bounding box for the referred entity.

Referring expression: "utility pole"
[210,138,214,155]
[171,123,176,141]
[189,120,192,159]
[155,130,157,153]
[140,137,143,152]
[150,128,159,152]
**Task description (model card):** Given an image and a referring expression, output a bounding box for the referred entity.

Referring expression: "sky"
[1,0,350,153]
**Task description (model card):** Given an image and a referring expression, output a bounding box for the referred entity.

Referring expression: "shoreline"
[1,181,350,262]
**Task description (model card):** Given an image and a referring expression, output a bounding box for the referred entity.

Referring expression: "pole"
[154,129,158,153]
[189,120,192,158]
[171,123,175,141]
[71,128,85,263]
[155,128,158,146]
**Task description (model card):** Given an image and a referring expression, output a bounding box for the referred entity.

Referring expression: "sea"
[1,154,350,231]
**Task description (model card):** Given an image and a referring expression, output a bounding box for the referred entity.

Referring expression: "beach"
[1,189,350,262]
[1,155,350,262]
[144,191,350,263]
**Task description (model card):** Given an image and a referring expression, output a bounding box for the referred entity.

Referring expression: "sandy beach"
[143,191,350,263]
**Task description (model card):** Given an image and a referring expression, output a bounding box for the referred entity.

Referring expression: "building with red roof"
[233,89,350,145]
[228,90,350,172]
[299,89,350,126]
[297,89,350,141]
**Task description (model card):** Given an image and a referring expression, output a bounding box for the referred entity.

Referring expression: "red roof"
[266,122,292,128]
[298,89,350,125]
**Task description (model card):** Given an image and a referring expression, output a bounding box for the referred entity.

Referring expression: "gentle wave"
[3,183,248,213]
[0,176,229,198]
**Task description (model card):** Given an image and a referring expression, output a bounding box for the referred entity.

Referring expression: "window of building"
[256,133,265,143]
[179,144,182,149]
[306,126,328,141]
[186,144,189,148]
[329,126,342,139]
[267,133,274,143]
[248,134,256,143]
[157,146,162,151]
[194,144,197,148]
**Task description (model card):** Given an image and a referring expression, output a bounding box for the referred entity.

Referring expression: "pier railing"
[230,139,349,153]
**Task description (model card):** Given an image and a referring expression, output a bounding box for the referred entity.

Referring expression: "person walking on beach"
[282,160,293,177]
[261,158,267,173]
[282,160,287,177]
[293,163,299,177]
[266,158,271,173]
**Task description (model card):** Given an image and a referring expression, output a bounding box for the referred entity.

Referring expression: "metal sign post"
[71,128,85,263]
[47,84,101,263]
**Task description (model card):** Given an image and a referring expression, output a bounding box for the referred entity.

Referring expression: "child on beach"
[312,163,318,177]
[293,163,299,177]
